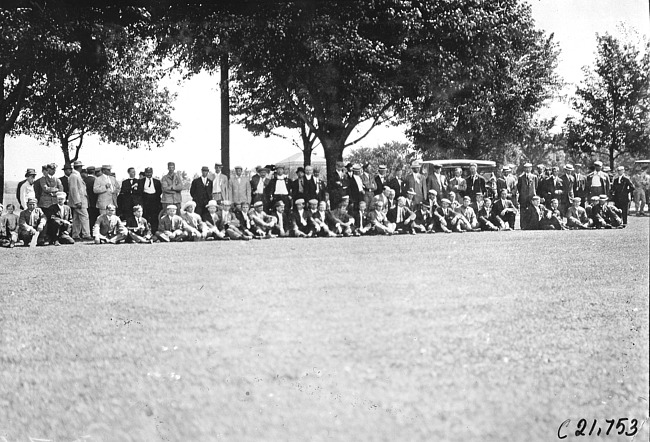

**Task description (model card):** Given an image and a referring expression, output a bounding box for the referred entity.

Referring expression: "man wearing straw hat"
[93,165,119,215]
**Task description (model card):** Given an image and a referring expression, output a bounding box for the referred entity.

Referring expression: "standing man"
[361,163,377,208]
[93,165,119,215]
[631,166,648,216]
[497,166,517,203]
[610,165,634,225]
[68,160,91,240]
[517,162,538,219]
[229,165,252,206]
[586,160,610,198]
[290,167,307,203]
[348,164,366,210]
[161,161,183,213]
[189,166,213,216]
[118,167,141,218]
[302,166,318,203]
[312,168,327,202]
[465,163,486,202]
[60,163,72,194]
[448,167,467,199]
[559,164,576,215]
[573,164,588,205]
[374,165,389,195]
[18,168,37,210]
[388,167,408,200]
[265,164,290,211]
[83,166,99,228]
[328,161,349,209]
[405,161,427,207]
[37,163,63,209]
[543,166,565,209]
[426,164,447,204]
[209,162,229,203]
[138,167,163,233]
[251,166,270,206]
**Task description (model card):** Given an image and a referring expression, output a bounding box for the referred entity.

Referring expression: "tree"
[345,141,417,175]
[17,26,178,166]
[565,30,649,169]
[227,0,560,185]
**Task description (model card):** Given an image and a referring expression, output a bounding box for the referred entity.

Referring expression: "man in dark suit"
[610,165,634,225]
[465,163,486,202]
[190,166,214,216]
[387,196,417,234]
[351,200,372,235]
[559,164,576,215]
[60,163,72,194]
[517,162,538,228]
[374,165,389,195]
[83,166,99,228]
[290,198,314,237]
[543,166,565,209]
[46,191,75,245]
[138,166,163,233]
[118,167,142,218]
[492,188,518,229]
[301,165,319,203]
[388,167,409,199]
[573,164,588,205]
[521,195,544,230]
[426,164,447,204]
[327,161,349,210]
[251,167,270,205]
[348,164,366,210]
[290,167,308,204]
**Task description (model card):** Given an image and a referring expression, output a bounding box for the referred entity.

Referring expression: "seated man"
[47,191,75,245]
[492,188,517,230]
[156,204,189,242]
[585,196,600,219]
[600,195,624,228]
[311,200,338,237]
[126,204,153,243]
[202,200,230,240]
[588,195,612,229]
[425,189,440,213]
[368,200,395,235]
[270,200,291,237]
[93,203,128,244]
[433,198,455,233]
[18,198,47,246]
[181,200,208,241]
[290,198,314,238]
[387,196,417,234]
[540,198,567,230]
[405,188,417,210]
[412,202,432,233]
[232,202,257,239]
[250,200,277,238]
[477,197,500,231]
[566,197,592,229]
[521,195,544,230]
[351,200,372,236]
[1,203,20,248]
[457,196,479,231]
[331,200,355,237]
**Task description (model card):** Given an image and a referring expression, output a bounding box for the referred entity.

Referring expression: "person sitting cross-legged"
[290,198,314,238]
[412,202,432,233]
[93,203,128,244]
[181,200,208,241]
[434,198,456,233]
[232,202,257,240]
[540,198,568,230]
[250,200,277,238]
[387,196,417,234]
[351,200,372,236]
[202,200,229,240]
[368,200,396,235]
[566,197,592,229]
[156,204,189,242]
[126,205,153,243]
[270,200,291,237]
[492,188,517,230]
[331,200,355,237]
[477,197,500,231]
[46,191,75,245]
[457,196,480,232]
[311,200,338,237]
[600,195,624,228]
[1,203,20,248]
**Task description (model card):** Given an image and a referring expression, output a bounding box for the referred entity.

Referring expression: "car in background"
[420,159,497,181]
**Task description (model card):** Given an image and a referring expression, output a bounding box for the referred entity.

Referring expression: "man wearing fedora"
[138,167,163,233]
[68,160,91,240]
[93,165,119,215]
[209,162,230,203]
[426,163,447,204]
[405,161,427,207]
[36,163,63,209]
[190,166,213,216]
[610,165,634,225]
[18,168,37,210]
[586,160,610,199]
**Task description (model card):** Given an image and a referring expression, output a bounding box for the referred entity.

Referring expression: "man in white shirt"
[68,160,91,240]
[19,168,37,210]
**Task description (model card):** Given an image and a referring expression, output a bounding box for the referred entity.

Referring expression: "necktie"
[148,179,152,188]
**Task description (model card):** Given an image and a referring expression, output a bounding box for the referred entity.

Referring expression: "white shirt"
[274,176,289,195]
[591,174,602,187]
[297,209,306,225]
[353,174,364,190]
[256,177,265,194]
[144,178,155,194]
[20,182,35,208]
[202,176,208,186]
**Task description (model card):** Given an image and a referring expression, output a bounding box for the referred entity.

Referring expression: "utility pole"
[220,53,230,178]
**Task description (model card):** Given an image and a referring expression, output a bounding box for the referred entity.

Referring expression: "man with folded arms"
[93,204,128,244]
[387,196,417,234]
[331,200,355,237]
[161,161,183,213]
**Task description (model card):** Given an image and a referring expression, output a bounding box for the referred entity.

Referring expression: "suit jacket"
[93,174,119,210]
[300,175,319,202]
[374,174,389,195]
[542,175,564,203]
[68,170,88,209]
[291,209,312,230]
[16,179,27,209]
[567,206,588,224]
[521,204,543,230]
[368,209,390,227]
[312,209,337,229]
[573,173,587,197]
[586,171,611,195]
[405,173,427,204]
[190,177,214,209]
[388,177,409,199]
[126,215,151,237]
[60,175,69,194]
[118,178,142,215]
[250,174,270,202]
[47,203,73,228]
[37,175,64,208]
[448,176,467,199]
[387,205,415,223]
[271,211,291,231]
[84,175,98,207]
[465,174,486,200]
[492,198,515,218]
[161,172,183,205]
[158,214,187,232]
[559,174,575,202]
[426,173,447,202]
[610,175,634,203]
[435,206,457,223]
[208,173,230,200]
[233,209,254,231]
[138,177,163,204]
[517,173,538,203]
[362,172,377,196]
[93,214,127,237]
[19,207,46,232]
[348,174,366,204]
[265,176,290,199]
[289,176,309,201]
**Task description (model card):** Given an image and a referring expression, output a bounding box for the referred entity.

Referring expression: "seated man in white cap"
[202,200,229,240]
[566,198,591,229]
[290,198,314,238]
[424,189,440,213]
[250,200,277,238]
[46,191,75,245]
[368,200,395,235]
[180,200,208,241]
[404,188,417,210]
[18,198,47,246]
[331,199,355,237]
[93,204,128,244]
[270,200,291,237]
[387,196,417,234]
[126,205,153,243]
[156,205,189,242]
[540,198,567,230]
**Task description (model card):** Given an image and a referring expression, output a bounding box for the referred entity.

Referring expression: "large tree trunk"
[0,133,5,204]
[301,132,314,167]
[321,135,345,186]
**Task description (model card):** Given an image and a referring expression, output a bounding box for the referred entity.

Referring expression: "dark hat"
[25,168,36,177]
[86,166,96,172]
[63,163,72,170]
[296,167,305,173]
[259,167,270,173]
[432,163,442,169]
[201,166,209,172]
[144,167,153,173]
[345,162,353,170]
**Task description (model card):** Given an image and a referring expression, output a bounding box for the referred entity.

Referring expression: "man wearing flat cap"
[566,197,591,229]
[229,165,252,206]
[517,162,538,228]
[586,160,610,199]
[190,167,213,216]
[18,198,47,246]
[156,205,189,242]
[426,164,447,204]
[161,161,183,213]
[46,191,75,245]
[208,162,230,202]
[93,165,119,215]
[18,168,37,210]
[138,167,163,233]
[610,165,634,225]
[405,161,427,207]
[37,163,64,209]
[68,160,91,240]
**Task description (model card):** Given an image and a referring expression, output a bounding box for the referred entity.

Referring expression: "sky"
[4,0,649,182]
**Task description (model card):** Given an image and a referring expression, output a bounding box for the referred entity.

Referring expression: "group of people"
[1,158,643,247]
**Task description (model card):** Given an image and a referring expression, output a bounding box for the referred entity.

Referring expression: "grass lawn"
[1,217,648,442]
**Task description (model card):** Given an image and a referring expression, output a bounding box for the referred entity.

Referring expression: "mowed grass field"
[1,218,648,442]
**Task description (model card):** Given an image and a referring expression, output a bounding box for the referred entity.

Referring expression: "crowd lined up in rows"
[1,158,645,247]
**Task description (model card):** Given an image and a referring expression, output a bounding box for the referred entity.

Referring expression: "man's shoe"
[53,241,61,246]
